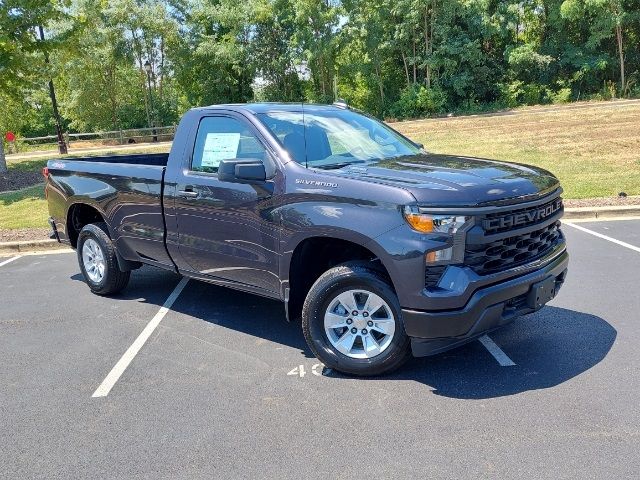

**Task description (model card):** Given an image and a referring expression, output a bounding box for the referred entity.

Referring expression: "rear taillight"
[42,167,49,178]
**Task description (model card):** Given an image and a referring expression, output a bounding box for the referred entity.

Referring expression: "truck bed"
[54,152,169,166]
[46,152,173,268]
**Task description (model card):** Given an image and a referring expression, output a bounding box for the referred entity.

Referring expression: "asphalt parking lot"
[1,219,639,479]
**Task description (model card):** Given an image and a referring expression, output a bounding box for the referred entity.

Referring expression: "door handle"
[178,187,199,199]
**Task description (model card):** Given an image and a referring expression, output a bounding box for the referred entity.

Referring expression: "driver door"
[170,114,281,295]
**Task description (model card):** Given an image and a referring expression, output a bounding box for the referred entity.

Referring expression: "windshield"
[257,108,421,168]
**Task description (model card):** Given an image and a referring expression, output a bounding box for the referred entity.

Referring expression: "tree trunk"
[428,1,435,88]
[412,34,417,83]
[541,3,549,44]
[374,62,384,105]
[616,22,625,95]
[108,63,118,130]
[38,26,67,155]
[401,51,411,87]
[424,5,431,88]
[319,57,327,98]
[0,140,7,174]
[159,37,165,103]
[132,30,152,132]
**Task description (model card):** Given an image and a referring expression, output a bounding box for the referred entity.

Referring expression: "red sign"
[5,132,16,142]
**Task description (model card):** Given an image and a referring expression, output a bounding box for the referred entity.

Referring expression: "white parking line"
[92,277,189,398]
[478,335,516,366]
[0,255,22,267]
[564,222,640,253]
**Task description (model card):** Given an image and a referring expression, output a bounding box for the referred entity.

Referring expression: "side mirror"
[218,158,268,183]
[415,142,424,149]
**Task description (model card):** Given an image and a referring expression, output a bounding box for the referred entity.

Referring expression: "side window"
[191,116,267,174]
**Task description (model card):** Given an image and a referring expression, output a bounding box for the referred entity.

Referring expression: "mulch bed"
[0,228,51,243]
[0,170,43,193]
[564,196,640,208]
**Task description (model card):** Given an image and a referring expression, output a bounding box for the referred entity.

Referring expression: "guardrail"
[8,126,177,153]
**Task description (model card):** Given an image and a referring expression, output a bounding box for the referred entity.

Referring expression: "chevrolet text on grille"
[482,199,563,232]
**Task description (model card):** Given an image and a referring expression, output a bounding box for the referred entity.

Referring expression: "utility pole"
[37,26,67,155]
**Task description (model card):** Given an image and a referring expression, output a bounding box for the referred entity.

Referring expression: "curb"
[2,205,639,254]
[564,205,640,221]
[0,239,70,255]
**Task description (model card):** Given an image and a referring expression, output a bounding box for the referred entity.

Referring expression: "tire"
[302,262,411,376]
[77,222,130,295]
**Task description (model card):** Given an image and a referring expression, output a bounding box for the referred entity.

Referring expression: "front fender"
[277,198,451,307]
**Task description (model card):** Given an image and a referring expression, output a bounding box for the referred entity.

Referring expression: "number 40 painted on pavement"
[287,363,329,378]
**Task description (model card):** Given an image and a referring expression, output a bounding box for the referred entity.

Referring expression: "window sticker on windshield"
[201,132,241,167]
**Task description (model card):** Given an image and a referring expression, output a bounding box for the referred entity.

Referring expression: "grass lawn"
[2,146,172,232]
[0,184,48,230]
[393,101,640,199]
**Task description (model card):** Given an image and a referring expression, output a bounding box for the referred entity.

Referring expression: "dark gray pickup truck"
[46,103,568,375]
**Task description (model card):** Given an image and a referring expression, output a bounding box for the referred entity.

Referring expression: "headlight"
[403,206,467,234]
[403,206,470,264]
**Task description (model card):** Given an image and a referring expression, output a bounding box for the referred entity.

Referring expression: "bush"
[390,86,420,118]
[452,100,509,115]
[390,84,447,119]
[506,45,554,83]
[551,87,572,104]
[337,72,381,115]
[628,83,640,99]
[500,81,554,106]
[591,81,618,101]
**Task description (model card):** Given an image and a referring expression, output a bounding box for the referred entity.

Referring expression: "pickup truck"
[45,103,568,376]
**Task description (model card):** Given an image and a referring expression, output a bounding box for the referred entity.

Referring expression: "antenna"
[301,102,308,168]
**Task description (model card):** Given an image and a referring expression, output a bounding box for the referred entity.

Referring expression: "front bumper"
[404,249,568,357]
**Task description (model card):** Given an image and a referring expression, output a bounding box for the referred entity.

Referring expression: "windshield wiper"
[315,160,367,170]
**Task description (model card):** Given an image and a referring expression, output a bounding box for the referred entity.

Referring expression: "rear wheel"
[77,222,130,295]
[302,263,411,376]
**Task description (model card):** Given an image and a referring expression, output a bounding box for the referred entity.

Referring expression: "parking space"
[571,217,640,243]
[1,219,639,478]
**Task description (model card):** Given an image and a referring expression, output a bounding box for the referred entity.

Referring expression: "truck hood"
[326,153,560,206]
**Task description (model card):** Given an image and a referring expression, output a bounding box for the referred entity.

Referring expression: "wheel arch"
[282,230,396,322]
[66,202,110,248]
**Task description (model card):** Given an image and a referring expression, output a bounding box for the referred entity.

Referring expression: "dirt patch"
[564,196,640,208]
[0,227,51,242]
[0,170,43,193]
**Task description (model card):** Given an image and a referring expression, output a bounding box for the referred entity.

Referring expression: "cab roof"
[193,103,348,115]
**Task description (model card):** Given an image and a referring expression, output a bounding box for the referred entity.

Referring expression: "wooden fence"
[9,126,177,153]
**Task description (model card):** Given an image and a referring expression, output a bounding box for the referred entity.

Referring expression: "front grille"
[465,221,561,275]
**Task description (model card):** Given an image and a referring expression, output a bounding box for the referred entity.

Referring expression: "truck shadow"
[333,306,616,399]
[71,267,616,399]
[71,266,313,357]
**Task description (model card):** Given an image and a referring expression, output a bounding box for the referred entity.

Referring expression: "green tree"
[173,0,256,106]
[106,0,182,127]
[292,0,341,102]
[3,0,640,135]
[0,0,69,93]
[560,0,638,96]
[251,0,304,101]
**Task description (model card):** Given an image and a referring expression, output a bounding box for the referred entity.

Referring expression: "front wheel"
[77,222,130,295]
[302,263,411,376]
